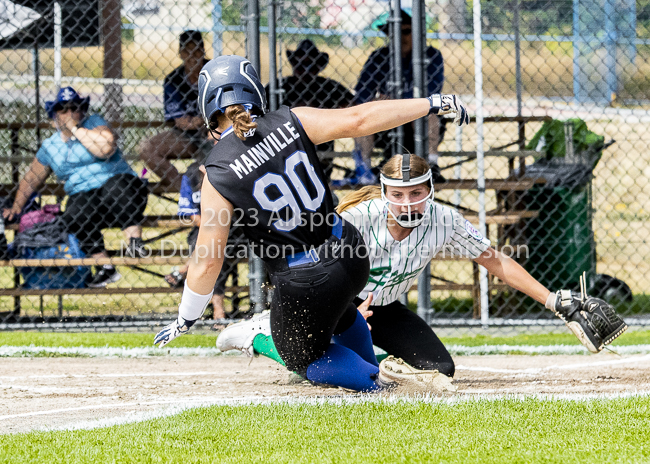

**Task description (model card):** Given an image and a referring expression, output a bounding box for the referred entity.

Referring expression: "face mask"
[380,171,434,229]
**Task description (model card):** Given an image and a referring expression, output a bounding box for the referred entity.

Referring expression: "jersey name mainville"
[229,122,301,179]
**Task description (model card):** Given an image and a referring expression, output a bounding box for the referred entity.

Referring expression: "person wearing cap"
[265,39,353,154]
[139,30,213,191]
[2,86,149,287]
[277,39,352,109]
[346,9,446,186]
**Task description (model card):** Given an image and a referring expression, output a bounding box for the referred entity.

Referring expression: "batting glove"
[154,317,196,348]
[427,94,470,126]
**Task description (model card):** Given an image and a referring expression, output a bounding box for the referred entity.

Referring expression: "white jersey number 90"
[253,151,326,232]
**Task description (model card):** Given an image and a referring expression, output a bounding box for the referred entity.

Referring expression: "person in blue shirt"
[343,9,446,186]
[138,30,216,192]
[2,87,149,288]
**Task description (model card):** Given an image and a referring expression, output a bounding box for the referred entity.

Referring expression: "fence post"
[268,0,278,112]
[604,0,617,102]
[54,2,62,89]
[10,128,21,316]
[211,0,224,57]
[102,0,123,126]
[412,0,426,158]
[246,0,261,72]
[246,0,265,313]
[389,0,403,156]
[473,0,489,327]
[572,0,581,103]
[514,0,522,116]
[33,43,41,146]
[412,0,431,323]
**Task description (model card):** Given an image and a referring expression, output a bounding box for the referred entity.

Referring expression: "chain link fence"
[0,0,648,331]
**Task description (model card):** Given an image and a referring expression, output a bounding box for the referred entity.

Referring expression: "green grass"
[441,331,650,347]
[1,330,648,349]
[2,398,649,463]
[0,332,217,348]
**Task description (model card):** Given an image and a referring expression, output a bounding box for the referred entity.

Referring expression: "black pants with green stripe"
[354,297,455,376]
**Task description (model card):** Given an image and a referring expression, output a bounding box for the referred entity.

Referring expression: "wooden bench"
[0,192,243,318]
[0,119,237,318]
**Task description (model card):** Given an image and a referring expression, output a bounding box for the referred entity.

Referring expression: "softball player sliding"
[218,153,628,382]
[154,54,472,393]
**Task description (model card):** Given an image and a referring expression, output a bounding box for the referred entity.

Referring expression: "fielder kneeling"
[216,154,627,392]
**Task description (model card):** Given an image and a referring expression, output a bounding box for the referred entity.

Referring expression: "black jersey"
[204,106,335,258]
[163,60,209,120]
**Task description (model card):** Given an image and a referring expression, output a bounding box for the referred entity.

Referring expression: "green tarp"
[526,118,605,167]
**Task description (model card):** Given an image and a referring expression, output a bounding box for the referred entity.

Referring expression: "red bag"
[19,204,61,233]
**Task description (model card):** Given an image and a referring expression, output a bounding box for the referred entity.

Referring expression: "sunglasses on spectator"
[401,28,412,35]
[56,103,81,114]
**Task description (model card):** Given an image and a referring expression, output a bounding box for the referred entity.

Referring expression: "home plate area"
[1,354,649,434]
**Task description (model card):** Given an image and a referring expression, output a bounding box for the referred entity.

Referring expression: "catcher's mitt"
[547,274,627,353]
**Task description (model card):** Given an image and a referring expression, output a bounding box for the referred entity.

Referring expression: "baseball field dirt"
[2,353,648,435]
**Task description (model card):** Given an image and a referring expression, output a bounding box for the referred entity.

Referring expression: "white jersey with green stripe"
[340,198,491,306]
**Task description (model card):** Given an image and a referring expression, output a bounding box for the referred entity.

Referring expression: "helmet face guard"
[380,155,434,229]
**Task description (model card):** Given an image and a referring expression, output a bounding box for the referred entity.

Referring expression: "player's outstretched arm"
[474,248,627,352]
[154,181,233,348]
[292,94,469,146]
[473,248,550,304]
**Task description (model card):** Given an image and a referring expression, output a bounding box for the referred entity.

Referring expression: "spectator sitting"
[2,86,149,288]
[165,162,245,325]
[346,9,445,185]
[139,30,215,191]
[265,39,353,152]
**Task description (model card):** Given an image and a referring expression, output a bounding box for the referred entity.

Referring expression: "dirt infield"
[2,353,649,435]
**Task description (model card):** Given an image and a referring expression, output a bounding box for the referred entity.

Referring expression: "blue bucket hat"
[45,86,90,119]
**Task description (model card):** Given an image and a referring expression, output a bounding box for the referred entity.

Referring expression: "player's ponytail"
[336,186,381,213]
[225,104,258,140]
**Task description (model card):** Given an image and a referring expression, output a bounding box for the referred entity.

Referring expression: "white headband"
[380,170,432,187]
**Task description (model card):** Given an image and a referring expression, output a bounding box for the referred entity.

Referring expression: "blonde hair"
[336,154,431,213]
[336,186,381,213]
[225,105,258,140]
[381,154,431,180]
